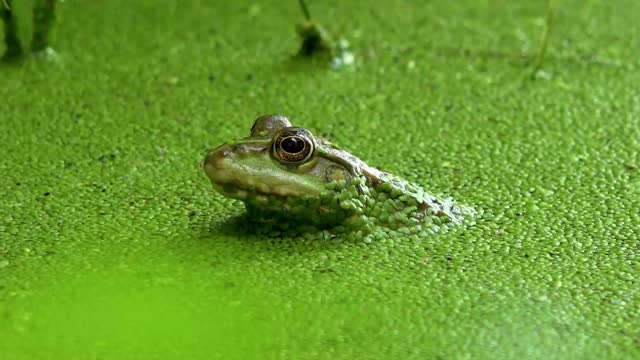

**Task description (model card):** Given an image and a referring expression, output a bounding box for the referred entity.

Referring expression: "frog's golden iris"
[273,128,315,164]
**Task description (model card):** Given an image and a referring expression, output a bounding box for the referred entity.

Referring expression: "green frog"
[204,115,471,234]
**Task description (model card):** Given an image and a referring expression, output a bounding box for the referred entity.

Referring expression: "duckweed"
[1,0,638,359]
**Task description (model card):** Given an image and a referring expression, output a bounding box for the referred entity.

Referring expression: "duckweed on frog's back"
[204,115,474,239]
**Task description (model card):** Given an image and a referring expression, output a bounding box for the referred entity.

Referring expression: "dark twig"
[531,0,557,79]
[299,0,312,21]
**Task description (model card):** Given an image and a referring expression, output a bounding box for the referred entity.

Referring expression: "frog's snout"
[203,145,231,181]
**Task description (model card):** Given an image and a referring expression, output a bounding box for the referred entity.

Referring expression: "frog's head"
[204,115,356,211]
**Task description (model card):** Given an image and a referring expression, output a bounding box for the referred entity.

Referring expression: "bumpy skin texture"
[204,115,472,235]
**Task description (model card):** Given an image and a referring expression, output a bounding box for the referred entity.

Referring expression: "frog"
[203,114,471,233]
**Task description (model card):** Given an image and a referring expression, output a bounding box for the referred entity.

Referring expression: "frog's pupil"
[282,137,305,154]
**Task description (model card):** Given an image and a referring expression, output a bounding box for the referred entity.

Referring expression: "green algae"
[1,0,639,359]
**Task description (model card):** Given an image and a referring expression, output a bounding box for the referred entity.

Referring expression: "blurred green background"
[1,0,639,359]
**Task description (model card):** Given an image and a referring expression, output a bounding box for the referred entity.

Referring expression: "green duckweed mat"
[1,1,639,359]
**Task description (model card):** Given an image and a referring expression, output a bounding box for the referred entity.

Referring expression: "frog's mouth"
[203,144,325,200]
[206,169,307,200]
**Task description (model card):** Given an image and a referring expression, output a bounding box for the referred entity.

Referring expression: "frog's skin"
[1,0,57,61]
[204,115,469,232]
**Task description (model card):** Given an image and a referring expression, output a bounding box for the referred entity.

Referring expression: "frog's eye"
[273,128,315,164]
[251,114,292,137]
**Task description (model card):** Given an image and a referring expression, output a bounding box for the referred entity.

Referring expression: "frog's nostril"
[234,144,249,153]
[205,145,231,165]
[204,145,231,178]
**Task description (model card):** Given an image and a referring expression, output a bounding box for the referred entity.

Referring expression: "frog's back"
[371,171,469,225]
[317,140,470,226]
